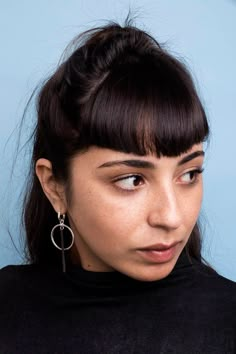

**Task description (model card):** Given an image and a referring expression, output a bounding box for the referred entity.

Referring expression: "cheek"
[181,185,203,226]
[67,184,145,243]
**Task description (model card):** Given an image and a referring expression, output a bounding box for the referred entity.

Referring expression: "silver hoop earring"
[51,212,75,273]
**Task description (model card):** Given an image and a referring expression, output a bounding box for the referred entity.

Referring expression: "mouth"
[139,241,180,251]
[137,241,180,263]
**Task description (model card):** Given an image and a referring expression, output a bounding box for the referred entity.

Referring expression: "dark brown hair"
[23,21,209,265]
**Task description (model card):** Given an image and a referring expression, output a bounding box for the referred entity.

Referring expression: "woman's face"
[65,144,204,281]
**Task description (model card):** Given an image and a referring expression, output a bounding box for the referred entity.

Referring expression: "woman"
[0,21,235,353]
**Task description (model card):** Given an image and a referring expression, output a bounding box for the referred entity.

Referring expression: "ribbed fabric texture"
[0,249,235,353]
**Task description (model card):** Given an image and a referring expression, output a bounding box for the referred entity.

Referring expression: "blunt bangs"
[77,55,209,157]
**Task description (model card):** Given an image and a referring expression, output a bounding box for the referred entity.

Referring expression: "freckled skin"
[64,144,204,282]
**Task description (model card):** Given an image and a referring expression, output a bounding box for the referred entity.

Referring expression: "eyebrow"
[178,150,205,166]
[98,150,205,169]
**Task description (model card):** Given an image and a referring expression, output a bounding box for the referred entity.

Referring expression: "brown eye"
[179,168,204,184]
[114,175,144,191]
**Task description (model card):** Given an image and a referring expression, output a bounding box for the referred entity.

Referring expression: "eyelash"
[112,168,204,192]
[178,168,204,185]
[113,174,144,192]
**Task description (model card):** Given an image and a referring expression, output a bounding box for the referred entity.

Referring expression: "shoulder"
[0,264,41,324]
[190,262,236,309]
[0,263,73,298]
[0,264,37,296]
[0,263,39,279]
[0,264,34,282]
[193,262,236,287]
[169,261,236,331]
[0,263,64,283]
[0,263,70,321]
[0,263,63,300]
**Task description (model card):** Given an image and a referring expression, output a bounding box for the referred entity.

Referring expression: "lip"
[139,241,180,251]
[137,242,180,263]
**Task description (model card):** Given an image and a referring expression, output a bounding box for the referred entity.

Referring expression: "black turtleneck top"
[0,250,235,353]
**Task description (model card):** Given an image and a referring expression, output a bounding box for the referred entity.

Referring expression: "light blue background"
[0,0,235,280]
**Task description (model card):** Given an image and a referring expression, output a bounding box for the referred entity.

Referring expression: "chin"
[126,261,177,282]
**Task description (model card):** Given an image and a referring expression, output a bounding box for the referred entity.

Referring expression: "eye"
[114,175,144,191]
[179,168,204,184]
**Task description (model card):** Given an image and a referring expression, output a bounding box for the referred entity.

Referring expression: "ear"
[35,158,67,214]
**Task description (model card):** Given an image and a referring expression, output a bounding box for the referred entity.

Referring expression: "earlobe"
[35,158,67,214]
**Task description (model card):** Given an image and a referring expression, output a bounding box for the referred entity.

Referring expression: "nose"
[147,183,182,231]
